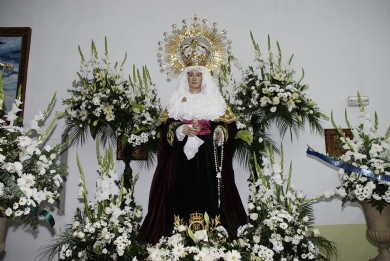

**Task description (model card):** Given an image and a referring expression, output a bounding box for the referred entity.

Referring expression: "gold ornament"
[189,212,205,232]
[180,38,210,67]
[158,14,230,75]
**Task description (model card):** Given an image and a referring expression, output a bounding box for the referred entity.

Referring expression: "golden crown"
[189,212,204,221]
[180,38,210,67]
[158,14,232,76]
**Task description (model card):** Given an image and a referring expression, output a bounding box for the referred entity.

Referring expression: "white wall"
[1,0,390,260]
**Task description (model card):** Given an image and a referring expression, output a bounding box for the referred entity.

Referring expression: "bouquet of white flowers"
[0,90,67,229]
[62,38,161,153]
[39,140,147,261]
[308,93,390,213]
[147,213,235,261]
[238,145,337,261]
[232,34,325,134]
[218,33,327,168]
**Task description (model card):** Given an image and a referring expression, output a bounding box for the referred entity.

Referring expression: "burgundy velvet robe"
[138,119,246,244]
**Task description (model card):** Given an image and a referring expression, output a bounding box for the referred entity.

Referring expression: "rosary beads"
[213,127,224,208]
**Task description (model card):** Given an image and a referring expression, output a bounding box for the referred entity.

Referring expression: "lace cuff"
[176,125,186,141]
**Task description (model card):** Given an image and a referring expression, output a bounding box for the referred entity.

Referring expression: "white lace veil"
[166,66,226,120]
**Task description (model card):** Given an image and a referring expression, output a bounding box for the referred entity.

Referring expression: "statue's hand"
[182,124,199,137]
[214,130,222,142]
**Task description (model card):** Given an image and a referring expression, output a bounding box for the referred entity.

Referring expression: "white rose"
[284,236,291,242]
[72,221,80,229]
[302,216,309,222]
[250,213,258,221]
[77,231,85,239]
[177,225,187,232]
[104,207,112,215]
[253,235,260,244]
[135,209,142,218]
[104,232,111,240]
[194,230,207,241]
[5,208,12,216]
[248,202,255,210]
[312,228,320,237]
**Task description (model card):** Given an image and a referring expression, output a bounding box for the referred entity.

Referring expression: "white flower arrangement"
[147,213,233,261]
[218,34,327,169]
[62,38,161,151]
[228,34,326,135]
[0,92,67,229]
[309,93,390,213]
[235,145,337,261]
[146,144,337,261]
[40,140,147,261]
[121,65,162,151]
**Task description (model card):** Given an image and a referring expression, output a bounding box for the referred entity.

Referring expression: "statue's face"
[187,69,203,93]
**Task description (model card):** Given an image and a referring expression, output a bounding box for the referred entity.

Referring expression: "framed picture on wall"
[116,136,148,161]
[324,128,353,156]
[0,27,32,118]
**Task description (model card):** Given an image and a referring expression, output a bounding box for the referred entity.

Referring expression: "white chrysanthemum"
[225,250,241,261]
[172,243,185,258]
[17,136,32,147]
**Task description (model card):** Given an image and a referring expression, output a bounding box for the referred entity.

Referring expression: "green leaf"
[130,127,148,135]
[131,101,145,113]
[78,45,85,62]
[251,254,262,261]
[104,36,108,57]
[120,52,127,70]
[76,152,92,223]
[298,68,305,86]
[187,227,196,243]
[204,212,210,230]
[121,135,128,153]
[237,130,253,145]
[288,54,294,65]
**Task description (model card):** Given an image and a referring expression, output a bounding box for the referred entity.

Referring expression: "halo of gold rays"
[158,14,231,76]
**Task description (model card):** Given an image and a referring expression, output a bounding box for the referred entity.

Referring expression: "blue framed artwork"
[0,27,31,118]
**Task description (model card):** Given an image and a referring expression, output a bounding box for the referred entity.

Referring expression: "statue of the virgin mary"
[139,16,246,244]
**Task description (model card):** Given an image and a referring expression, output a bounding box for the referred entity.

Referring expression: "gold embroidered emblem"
[189,212,205,232]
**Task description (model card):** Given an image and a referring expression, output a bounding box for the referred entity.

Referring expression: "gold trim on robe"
[167,121,181,146]
[159,108,169,124]
[214,104,237,124]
